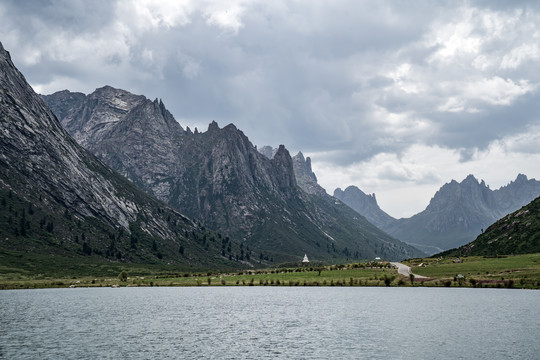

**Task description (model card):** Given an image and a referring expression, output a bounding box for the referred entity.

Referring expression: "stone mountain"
[43,88,423,262]
[333,186,396,230]
[0,41,243,270]
[335,174,540,255]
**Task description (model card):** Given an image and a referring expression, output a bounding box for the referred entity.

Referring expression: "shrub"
[118,270,128,282]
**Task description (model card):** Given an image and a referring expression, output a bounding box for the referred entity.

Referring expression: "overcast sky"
[1,0,540,218]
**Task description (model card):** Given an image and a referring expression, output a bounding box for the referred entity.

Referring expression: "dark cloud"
[1,1,539,216]
[2,0,116,34]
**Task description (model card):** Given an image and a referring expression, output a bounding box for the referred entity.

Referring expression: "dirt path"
[390,262,428,279]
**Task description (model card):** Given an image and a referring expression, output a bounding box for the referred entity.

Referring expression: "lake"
[0,287,539,359]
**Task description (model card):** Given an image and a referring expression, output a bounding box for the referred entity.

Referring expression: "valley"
[2,251,538,290]
[0,39,538,284]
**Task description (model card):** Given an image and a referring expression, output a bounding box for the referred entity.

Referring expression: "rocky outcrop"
[260,147,327,196]
[292,152,327,196]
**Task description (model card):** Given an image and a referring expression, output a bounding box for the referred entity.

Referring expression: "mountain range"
[1,37,536,270]
[0,41,243,271]
[334,174,540,254]
[42,86,423,262]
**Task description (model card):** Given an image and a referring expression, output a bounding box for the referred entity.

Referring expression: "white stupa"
[302,254,309,263]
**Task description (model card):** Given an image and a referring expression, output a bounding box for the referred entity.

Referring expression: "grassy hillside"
[0,187,264,275]
[438,196,540,257]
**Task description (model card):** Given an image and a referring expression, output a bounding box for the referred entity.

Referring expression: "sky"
[1,0,539,218]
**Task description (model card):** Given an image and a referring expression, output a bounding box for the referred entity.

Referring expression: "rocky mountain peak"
[493,174,540,214]
[514,173,528,183]
[258,145,278,159]
[379,173,540,255]
[291,151,327,196]
[426,175,495,216]
[295,152,316,181]
[271,145,297,190]
[333,186,395,229]
[208,120,220,132]
[464,174,478,182]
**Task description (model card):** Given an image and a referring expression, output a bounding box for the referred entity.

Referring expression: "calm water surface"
[0,287,538,359]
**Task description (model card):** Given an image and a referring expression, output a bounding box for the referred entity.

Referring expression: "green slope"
[437,196,540,257]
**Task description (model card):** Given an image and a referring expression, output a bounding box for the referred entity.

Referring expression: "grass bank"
[405,253,540,289]
[1,253,539,290]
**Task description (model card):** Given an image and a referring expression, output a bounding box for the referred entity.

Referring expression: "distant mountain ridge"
[43,88,423,261]
[335,174,540,255]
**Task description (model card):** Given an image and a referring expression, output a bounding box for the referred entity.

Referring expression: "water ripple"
[0,287,539,359]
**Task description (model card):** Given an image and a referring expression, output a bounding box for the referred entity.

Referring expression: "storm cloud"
[2,0,539,217]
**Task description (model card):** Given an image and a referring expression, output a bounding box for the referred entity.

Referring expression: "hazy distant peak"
[463,174,479,183]
[333,185,395,229]
[258,145,278,159]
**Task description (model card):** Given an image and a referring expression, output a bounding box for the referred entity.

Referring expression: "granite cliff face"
[337,174,540,255]
[0,41,240,268]
[291,152,328,196]
[44,88,423,261]
[260,148,327,197]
